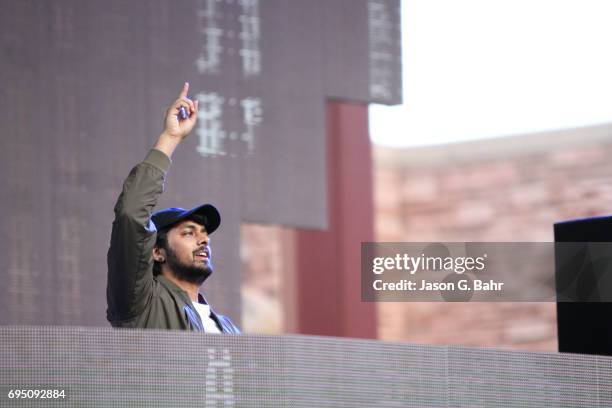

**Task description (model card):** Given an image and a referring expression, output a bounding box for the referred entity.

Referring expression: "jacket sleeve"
[106,149,171,324]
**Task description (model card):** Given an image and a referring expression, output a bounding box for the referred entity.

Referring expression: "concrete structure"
[242,122,612,350]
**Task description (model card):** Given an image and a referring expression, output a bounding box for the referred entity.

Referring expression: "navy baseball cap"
[151,204,220,234]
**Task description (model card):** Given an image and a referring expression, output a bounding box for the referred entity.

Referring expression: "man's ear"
[152,247,166,263]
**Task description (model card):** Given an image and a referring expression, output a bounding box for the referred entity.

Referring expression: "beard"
[165,245,213,285]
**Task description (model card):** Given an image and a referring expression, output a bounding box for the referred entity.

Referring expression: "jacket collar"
[156,275,211,307]
[156,275,226,332]
[157,275,193,302]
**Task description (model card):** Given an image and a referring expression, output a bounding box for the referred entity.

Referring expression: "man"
[106,82,240,333]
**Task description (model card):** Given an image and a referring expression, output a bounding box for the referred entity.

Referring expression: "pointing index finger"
[179,82,189,98]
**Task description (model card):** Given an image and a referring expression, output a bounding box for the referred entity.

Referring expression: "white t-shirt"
[192,302,222,334]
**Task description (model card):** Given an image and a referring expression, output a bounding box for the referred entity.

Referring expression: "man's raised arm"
[106,83,199,324]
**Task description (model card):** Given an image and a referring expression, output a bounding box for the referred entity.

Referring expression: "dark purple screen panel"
[0,0,401,326]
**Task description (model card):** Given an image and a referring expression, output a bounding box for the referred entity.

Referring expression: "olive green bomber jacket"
[106,149,240,333]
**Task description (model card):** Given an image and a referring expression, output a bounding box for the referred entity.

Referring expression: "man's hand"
[153,82,199,158]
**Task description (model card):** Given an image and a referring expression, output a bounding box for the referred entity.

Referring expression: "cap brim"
[180,203,221,234]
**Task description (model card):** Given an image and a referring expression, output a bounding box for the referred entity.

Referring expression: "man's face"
[164,220,213,285]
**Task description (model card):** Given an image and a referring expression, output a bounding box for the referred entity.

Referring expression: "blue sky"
[369,0,612,147]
